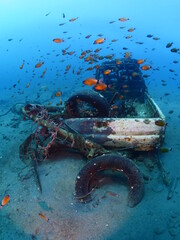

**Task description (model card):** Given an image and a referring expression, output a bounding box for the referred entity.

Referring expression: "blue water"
[0,0,180,239]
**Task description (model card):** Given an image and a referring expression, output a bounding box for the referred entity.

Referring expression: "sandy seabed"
[0,91,180,240]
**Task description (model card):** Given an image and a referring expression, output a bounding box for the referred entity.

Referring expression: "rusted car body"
[64,93,165,151]
[65,58,166,151]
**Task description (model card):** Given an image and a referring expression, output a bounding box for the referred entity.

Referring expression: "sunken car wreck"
[19,58,166,207]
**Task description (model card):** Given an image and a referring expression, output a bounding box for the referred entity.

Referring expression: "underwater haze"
[0,0,180,239]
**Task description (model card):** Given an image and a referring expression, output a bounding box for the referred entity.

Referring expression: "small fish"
[160,147,172,153]
[119,95,124,100]
[124,52,131,58]
[125,35,132,39]
[65,65,71,71]
[55,91,61,97]
[136,41,144,44]
[83,78,98,86]
[141,65,151,71]
[93,38,106,44]
[104,70,111,75]
[111,39,118,42]
[1,195,10,208]
[153,37,160,40]
[68,51,75,55]
[109,20,115,24]
[143,74,149,78]
[112,105,118,109]
[105,54,114,59]
[94,83,107,91]
[128,28,135,32]
[116,60,122,65]
[40,68,47,78]
[39,213,49,221]
[59,98,63,105]
[166,42,173,48]
[85,35,92,39]
[146,34,153,38]
[45,12,51,16]
[20,61,25,69]
[119,17,129,22]
[94,48,102,53]
[137,59,145,64]
[132,72,139,77]
[59,23,65,26]
[26,83,30,88]
[63,13,65,18]
[53,38,64,43]
[94,65,100,69]
[171,48,179,53]
[87,67,93,71]
[8,38,13,41]
[35,62,44,68]
[69,17,78,22]
[155,119,166,127]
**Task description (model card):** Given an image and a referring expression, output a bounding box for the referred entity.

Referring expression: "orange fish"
[119,17,129,22]
[39,213,49,221]
[55,91,61,97]
[69,17,78,22]
[35,62,44,68]
[1,195,10,208]
[128,28,136,32]
[94,48,101,53]
[132,72,139,77]
[112,105,118,109]
[68,51,75,55]
[116,60,122,65]
[94,83,107,91]
[122,85,128,89]
[93,38,106,44]
[87,67,93,71]
[40,68,47,78]
[83,78,98,86]
[85,56,92,62]
[141,65,152,71]
[65,65,71,71]
[137,59,145,64]
[155,120,166,127]
[20,61,25,69]
[125,35,132,39]
[124,52,131,58]
[119,95,124,100]
[53,38,64,43]
[94,65,100,69]
[104,70,111,75]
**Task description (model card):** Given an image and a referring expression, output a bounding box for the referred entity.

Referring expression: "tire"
[65,90,109,118]
[75,153,144,207]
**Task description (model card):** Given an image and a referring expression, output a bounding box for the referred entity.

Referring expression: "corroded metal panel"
[64,117,165,151]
